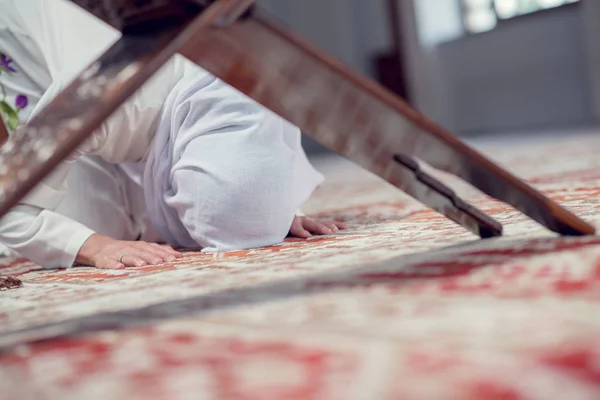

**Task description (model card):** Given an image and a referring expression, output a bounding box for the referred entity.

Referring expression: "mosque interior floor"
[2,129,600,399]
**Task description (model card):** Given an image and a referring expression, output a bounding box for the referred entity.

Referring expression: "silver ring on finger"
[119,253,127,263]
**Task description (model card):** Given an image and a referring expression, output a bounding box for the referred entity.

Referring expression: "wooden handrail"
[0,115,9,145]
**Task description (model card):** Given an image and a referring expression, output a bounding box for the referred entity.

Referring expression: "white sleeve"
[8,0,180,211]
[0,159,95,269]
[0,0,102,267]
[0,205,94,268]
[1,72,99,268]
[11,0,120,82]
[0,0,185,267]
[2,0,117,208]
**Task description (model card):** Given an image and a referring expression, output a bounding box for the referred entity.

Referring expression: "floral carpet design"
[1,132,600,399]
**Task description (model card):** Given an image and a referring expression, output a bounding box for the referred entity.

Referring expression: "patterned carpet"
[1,131,600,399]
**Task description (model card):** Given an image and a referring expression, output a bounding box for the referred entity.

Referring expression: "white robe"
[0,0,324,268]
[144,72,323,251]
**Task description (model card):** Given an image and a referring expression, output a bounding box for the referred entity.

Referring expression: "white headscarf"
[143,70,324,251]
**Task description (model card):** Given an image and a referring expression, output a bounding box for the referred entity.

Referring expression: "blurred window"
[461,0,579,33]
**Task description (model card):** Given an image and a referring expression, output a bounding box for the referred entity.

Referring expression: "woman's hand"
[76,234,183,269]
[289,215,348,239]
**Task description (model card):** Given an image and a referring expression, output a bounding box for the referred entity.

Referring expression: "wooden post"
[0,115,9,145]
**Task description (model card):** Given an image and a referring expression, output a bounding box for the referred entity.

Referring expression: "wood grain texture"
[179,11,595,236]
[0,116,8,145]
[0,0,593,241]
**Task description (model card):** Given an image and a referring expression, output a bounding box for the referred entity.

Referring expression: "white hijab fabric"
[143,71,324,252]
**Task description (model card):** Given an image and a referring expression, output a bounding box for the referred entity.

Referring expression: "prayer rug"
[1,130,600,399]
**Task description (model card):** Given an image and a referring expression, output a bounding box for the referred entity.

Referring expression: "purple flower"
[15,95,28,109]
[0,53,16,73]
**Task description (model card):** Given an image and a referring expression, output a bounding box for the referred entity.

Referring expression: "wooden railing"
[0,115,8,144]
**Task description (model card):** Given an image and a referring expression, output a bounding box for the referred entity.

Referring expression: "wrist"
[76,233,112,266]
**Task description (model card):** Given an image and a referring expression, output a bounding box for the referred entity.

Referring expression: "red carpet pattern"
[1,132,600,399]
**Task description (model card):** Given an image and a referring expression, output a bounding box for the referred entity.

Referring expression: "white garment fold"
[143,73,324,251]
[0,0,324,267]
[0,0,189,267]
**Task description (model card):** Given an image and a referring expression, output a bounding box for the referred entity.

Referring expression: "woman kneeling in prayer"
[0,0,347,269]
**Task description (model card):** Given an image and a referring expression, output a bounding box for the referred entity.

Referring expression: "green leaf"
[0,100,11,114]
[6,113,18,131]
[0,100,19,131]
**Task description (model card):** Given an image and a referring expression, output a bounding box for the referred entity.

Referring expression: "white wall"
[581,0,600,121]
[434,5,593,134]
[259,0,598,138]
[407,0,466,126]
[259,0,392,77]
[258,0,396,152]
[413,0,464,47]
